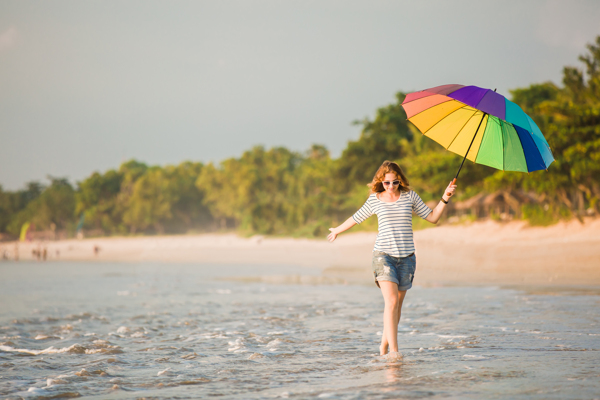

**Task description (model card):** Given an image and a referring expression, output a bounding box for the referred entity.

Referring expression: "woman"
[327,160,456,356]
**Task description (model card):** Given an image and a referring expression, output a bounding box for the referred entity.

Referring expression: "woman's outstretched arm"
[425,181,457,224]
[327,217,357,242]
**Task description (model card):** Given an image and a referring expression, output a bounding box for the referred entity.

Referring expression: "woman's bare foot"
[380,343,388,356]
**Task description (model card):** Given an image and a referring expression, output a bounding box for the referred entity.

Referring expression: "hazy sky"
[1,0,599,190]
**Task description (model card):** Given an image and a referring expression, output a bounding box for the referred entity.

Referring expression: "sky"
[1,0,599,190]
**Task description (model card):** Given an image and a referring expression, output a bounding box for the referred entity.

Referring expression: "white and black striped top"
[352,190,432,257]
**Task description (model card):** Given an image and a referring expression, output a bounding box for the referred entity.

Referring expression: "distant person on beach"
[327,160,456,356]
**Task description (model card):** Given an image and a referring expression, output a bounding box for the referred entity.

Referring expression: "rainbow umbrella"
[401,84,554,186]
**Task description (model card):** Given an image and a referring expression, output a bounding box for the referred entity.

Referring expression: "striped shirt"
[352,190,432,257]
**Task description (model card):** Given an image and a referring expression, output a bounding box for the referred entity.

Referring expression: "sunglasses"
[382,180,400,186]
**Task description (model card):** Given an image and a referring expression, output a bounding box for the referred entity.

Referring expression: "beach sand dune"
[3,218,599,287]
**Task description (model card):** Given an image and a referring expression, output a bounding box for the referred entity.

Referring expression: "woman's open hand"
[327,217,357,242]
[327,228,338,242]
[444,180,457,200]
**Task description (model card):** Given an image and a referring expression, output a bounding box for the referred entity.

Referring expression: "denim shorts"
[372,250,416,291]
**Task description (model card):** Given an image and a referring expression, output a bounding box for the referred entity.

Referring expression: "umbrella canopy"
[402,84,554,174]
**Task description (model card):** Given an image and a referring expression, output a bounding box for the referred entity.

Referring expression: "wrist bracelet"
[440,197,448,204]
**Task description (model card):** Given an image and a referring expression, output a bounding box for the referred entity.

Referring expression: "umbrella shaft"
[454,112,487,181]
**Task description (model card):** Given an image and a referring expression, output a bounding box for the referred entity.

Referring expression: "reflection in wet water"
[0,262,599,399]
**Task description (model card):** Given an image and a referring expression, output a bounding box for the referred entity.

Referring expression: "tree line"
[1,36,599,238]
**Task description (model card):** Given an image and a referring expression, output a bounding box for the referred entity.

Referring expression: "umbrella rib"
[421,104,472,135]
[445,109,480,151]
[453,112,488,181]
[510,121,527,172]
[502,121,505,170]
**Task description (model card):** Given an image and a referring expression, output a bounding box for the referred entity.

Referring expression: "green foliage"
[6,177,75,236]
[337,93,416,185]
[164,162,213,232]
[487,35,600,219]
[76,169,123,233]
[0,183,42,234]
[520,204,570,226]
[510,82,560,113]
[122,167,174,234]
[196,145,338,235]
[1,36,599,237]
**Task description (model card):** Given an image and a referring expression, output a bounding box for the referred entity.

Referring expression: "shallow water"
[1,262,599,399]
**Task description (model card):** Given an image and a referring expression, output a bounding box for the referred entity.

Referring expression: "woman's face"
[383,172,400,194]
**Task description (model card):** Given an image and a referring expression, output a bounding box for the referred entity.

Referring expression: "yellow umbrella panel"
[408,100,529,173]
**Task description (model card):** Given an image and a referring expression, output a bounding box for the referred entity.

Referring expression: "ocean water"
[0,261,599,399]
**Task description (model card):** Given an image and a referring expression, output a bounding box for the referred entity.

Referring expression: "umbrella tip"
[494,88,497,92]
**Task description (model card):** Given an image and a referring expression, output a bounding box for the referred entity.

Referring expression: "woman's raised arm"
[425,181,457,224]
[327,217,357,242]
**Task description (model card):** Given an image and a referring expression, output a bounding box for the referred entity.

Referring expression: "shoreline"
[1,218,600,287]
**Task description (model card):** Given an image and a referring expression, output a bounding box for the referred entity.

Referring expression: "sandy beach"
[2,218,600,287]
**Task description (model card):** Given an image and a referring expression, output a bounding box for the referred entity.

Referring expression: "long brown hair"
[367,160,410,194]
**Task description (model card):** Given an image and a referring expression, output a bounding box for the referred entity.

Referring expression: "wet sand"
[2,218,600,287]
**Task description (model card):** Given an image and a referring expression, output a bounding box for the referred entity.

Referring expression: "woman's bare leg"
[379,285,407,355]
[379,281,399,355]
[397,289,407,317]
